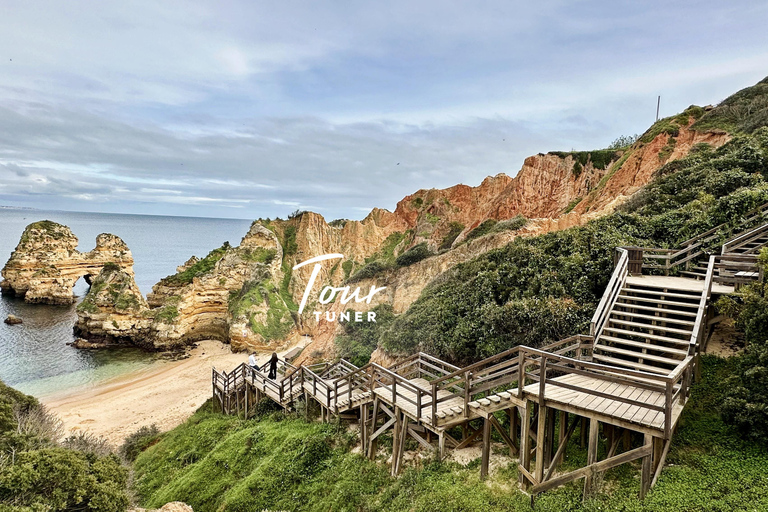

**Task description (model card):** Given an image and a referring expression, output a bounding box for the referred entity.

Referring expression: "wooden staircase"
[593,280,700,376]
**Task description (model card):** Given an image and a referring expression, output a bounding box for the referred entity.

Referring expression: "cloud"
[0,1,767,219]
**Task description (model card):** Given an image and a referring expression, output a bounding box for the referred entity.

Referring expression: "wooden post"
[391,409,401,476]
[519,403,532,489]
[583,417,599,497]
[640,434,653,499]
[510,408,519,457]
[535,405,548,483]
[368,398,381,459]
[481,416,492,480]
[623,429,631,452]
[438,432,446,461]
[579,417,587,448]
[557,411,567,465]
[544,409,556,467]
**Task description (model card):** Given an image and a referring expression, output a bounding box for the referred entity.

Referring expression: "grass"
[160,243,230,286]
[563,197,583,214]
[131,356,768,512]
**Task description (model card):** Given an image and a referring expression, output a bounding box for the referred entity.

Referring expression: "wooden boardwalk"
[212,215,768,499]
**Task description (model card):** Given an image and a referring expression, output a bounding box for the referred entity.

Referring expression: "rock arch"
[0,221,134,304]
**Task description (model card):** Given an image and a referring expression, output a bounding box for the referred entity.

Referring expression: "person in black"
[264,352,279,380]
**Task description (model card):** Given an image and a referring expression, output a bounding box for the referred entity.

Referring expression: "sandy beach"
[43,340,305,446]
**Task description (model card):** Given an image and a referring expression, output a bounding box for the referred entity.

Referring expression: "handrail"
[722,223,768,254]
[689,256,715,354]
[590,248,629,339]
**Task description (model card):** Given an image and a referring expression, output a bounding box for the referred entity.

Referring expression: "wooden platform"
[523,374,683,436]
[626,275,734,295]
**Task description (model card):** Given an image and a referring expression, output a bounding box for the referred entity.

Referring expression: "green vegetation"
[607,134,640,149]
[342,259,355,280]
[439,222,465,251]
[119,425,160,463]
[242,247,277,264]
[152,296,181,323]
[572,161,583,178]
[395,242,433,267]
[229,279,296,340]
[131,355,768,511]
[658,136,677,162]
[639,105,705,144]
[335,305,396,366]
[160,243,231,286]
[282,226,298,256]
[365,232,407,264]
[348,261,390,284]
[412,197,424,208]
[549,150,619,171]
[563,197,583,214]
[465,219,498,241]
[425,211,440,225]
[0,380,129,511]
[716,248,768,444]
[371,125,768,364]
[693,77,768,133]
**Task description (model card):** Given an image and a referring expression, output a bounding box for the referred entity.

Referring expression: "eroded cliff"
[0,221,134,304]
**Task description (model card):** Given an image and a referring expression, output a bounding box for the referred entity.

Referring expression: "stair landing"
[626,275,734,295]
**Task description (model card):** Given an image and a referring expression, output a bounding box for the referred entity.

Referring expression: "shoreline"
[42,339,306,446]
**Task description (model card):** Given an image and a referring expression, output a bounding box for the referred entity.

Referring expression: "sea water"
[0,208,251,398]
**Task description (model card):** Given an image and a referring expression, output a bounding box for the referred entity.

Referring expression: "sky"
[0,1,767,221]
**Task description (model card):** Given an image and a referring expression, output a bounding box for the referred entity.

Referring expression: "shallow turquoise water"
[0,208,251,397]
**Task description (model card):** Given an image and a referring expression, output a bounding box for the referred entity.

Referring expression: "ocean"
[0,208,252,398]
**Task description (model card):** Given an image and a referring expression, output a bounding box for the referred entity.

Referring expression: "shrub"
[335,305,395,366]
[120,424,161,462]
[160,243,230,285]
[439,222,464,251]
[465,219,498,241]
[347,261,392,284]
[395,242,433,267]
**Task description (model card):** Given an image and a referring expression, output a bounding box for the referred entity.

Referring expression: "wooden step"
[591,354,671,375]
[602,327,690,345]
[594,344,685,365]
[606,318,693,336]
[598,335,689,356]
[621,288,701,300]
[612,302,698,317]
[617,295,700,309]
[608,310,695,326]
[624,280,704,293]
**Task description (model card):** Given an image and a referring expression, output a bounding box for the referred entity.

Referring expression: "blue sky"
[0,1,767,220]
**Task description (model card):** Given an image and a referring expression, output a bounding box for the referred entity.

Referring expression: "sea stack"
[0,220,134,304]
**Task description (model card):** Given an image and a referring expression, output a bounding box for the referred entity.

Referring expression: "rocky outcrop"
[75,222,293,351]
[4,314,22,325]
[74,263,152,347]
[0,221,134,304]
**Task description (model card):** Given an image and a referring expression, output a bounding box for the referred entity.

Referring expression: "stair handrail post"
[431,381,438,423]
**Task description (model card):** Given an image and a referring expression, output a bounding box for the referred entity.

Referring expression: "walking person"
[265,352,279,380]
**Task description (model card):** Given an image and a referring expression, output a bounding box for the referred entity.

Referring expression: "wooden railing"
[245,359,299,404]
[429,335,593,424]
[302,365,335,408]
[591,248,629,340]
[624,202,768,275]
[333,363,374,409]
[722,222,768,254]
[370,363,434,423]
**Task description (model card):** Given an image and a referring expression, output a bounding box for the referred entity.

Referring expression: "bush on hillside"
[395,242,433,267]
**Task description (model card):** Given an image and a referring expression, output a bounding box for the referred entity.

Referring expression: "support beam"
[481,417,492,480]
[518,403,533,489]
[583,417,599,497]
[640,434,653,499]
[534,405,548,484]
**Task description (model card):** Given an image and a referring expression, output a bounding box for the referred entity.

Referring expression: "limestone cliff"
[74,222,291,351]
[0,221,134,304]
[74,263,152,346]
